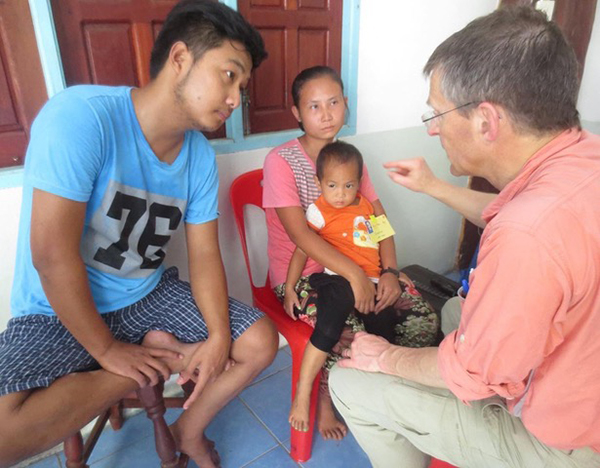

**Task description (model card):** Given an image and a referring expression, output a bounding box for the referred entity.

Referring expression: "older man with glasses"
[329,6,600,468]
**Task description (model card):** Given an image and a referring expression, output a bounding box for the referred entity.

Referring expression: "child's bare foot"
[289,393,311,433]
[317,392,347,441]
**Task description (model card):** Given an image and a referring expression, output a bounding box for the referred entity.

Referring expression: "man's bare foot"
[317,392,347,441]
[289,393,310,433]
[171,424,221,468]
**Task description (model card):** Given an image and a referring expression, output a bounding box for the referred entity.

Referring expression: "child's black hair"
[316,141,363,181]
[291,66,344,131]
[149,0,267,79]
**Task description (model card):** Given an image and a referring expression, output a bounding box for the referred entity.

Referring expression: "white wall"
[0,188,22,329]
[578,4,600,122]
[2,0,600,330]
[356,0,498,134]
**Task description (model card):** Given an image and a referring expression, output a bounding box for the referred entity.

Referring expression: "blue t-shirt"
[11,85,219,317]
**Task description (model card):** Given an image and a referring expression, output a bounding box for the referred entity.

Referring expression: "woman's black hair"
[149,0,267,79]
[291,66,345,131]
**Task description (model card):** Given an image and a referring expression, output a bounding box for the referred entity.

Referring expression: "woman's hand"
[374,273,402,313]
[283,288,300,320]
[349,272,376,314]
[399,272,414,288]
[177,334,231,409]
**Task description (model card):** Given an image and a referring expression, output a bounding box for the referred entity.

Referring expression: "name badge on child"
[368,214,395,242]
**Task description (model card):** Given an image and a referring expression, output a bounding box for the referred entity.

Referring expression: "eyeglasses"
[421,102,478,129]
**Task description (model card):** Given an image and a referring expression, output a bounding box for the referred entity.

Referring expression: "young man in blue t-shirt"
[0,1,278,466]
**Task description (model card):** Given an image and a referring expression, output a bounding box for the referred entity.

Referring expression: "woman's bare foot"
[317,392,347,441]
[143,330,198,372]
[143,330,235,380]
[171,424,221,468]
[289,392,311,433]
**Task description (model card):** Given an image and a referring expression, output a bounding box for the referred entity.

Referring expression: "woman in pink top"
[263,66,437,440]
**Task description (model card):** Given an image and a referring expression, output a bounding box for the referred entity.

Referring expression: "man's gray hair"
[424,6,580,134]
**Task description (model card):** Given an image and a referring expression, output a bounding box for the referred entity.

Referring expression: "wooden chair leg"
[63,409,111,468]
[108,401,123,430]
[137,381,180,468]
[181,380,195,400]
[64,432,87,468]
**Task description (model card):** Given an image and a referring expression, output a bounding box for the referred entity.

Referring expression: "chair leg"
[63,432,87,468]
[108,402,123,430]
[137,381,180,468]
[181,380,195,400]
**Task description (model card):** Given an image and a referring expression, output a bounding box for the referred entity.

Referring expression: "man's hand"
[337,331,391,373]
[349,273,376,314]
[383,158,438,194]
[96,340,180,388]
[374,273,401,313]
[177,334,231,409]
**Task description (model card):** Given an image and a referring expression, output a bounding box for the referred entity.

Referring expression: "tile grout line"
[86,432,155,467]
[238,444,298,468]
[238,390,302,466]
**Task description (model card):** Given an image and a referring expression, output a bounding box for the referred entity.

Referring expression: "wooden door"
[238,0,343,134]
[499,0,597,77]
[51,0,225,139]
[0,0,47,168]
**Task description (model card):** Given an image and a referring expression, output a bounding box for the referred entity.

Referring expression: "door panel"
[51,0,225,139]
[253,28,286,110]
[51,0,177,88]
[0,0,47,168]
[85,23,138,85]
[238,0,342,134]
[298,29,328,72]
[553,0,597,77]
[498,0,598,76]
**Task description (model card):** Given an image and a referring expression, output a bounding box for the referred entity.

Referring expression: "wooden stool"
[63,379,194,468]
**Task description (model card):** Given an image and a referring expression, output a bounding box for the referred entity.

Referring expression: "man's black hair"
[150,0,267,79]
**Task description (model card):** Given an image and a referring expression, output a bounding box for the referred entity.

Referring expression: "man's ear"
[476,102,502,141]
[168,41,192,77]
[292,105,301,123]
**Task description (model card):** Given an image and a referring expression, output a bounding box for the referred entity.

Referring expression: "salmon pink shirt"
[438,129,600,452]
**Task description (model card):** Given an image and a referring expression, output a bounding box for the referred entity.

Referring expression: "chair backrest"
[229,169,270,294]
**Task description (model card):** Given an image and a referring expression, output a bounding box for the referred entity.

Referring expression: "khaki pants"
[329,298,600,468]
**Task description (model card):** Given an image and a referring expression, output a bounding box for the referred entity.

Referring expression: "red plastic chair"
[230,169,457,467]
[230,169,320,462]
[430,459,457,468]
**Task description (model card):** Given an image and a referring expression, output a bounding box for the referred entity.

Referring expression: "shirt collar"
[482,128,582,223]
